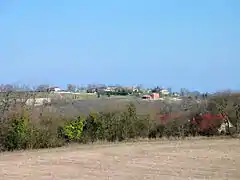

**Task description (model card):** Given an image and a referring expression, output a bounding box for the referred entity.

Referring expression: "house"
[47,86,61,92]
[172,92,180,97]
[87,88,97,93]
[104,86,119,92]
[107,86,120,92]
[142,95,152,99]
[132,87,139,93]
[151,93,160,99]
[160,89,169,95]
[142,93,160,100]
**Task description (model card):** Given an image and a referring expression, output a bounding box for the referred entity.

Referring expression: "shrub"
[97,111,121,142]
[89,103,151,142]
[164,120,181,137]
[134,115,150,138]
[4,111,29,151]
[81,111,102,143]
[26,125,64,149]
[62,116,85,142]
[148,124,165,138]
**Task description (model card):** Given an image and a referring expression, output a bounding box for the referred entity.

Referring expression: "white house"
[161,89,169,95]
[47,86,61,92]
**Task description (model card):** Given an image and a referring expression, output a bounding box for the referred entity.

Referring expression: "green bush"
[4,112,29,151]
[94,103,150,141]
[26,125,63,149]
[62,116,85,142]
[164,120,181,137]
[81,112,102,143]
[97,111,121,142]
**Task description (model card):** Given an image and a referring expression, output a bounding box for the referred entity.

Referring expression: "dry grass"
[0,139,240,180]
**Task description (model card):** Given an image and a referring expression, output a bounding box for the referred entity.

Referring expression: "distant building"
[47,86,61,92]
[142,95,152,99]
[160,89,169,95]
[104,87,112,92]
[142,93,160,100]
[172,92,180,97]
[151,93,160,99]
[87,88,97,93]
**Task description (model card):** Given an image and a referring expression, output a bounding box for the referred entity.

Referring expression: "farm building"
[151,93,160,99]
[160,89,169,95]
[47,86,61,92]
[142,95,152,99]
[142,93,160,100]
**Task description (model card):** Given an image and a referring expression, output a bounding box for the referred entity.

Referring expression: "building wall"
[151,93,160,99]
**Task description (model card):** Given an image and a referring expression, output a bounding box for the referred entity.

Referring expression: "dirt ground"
[0,139,240,180]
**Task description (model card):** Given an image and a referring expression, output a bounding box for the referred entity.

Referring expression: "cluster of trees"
[0,83,210,101]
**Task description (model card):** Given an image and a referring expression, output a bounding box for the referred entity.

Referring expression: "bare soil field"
[0,139,240,180]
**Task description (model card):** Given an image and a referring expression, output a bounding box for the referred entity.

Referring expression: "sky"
[0,0,239,92]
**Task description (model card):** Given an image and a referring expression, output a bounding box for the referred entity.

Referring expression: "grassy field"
[0,91,98,100]
[1,138,239,180]
[35,92,98,99]
[47,96,182,119]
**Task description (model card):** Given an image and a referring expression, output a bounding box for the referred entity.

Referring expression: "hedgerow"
[0,92,239,151]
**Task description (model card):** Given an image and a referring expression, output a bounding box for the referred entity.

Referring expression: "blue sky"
[0,0,239,92]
